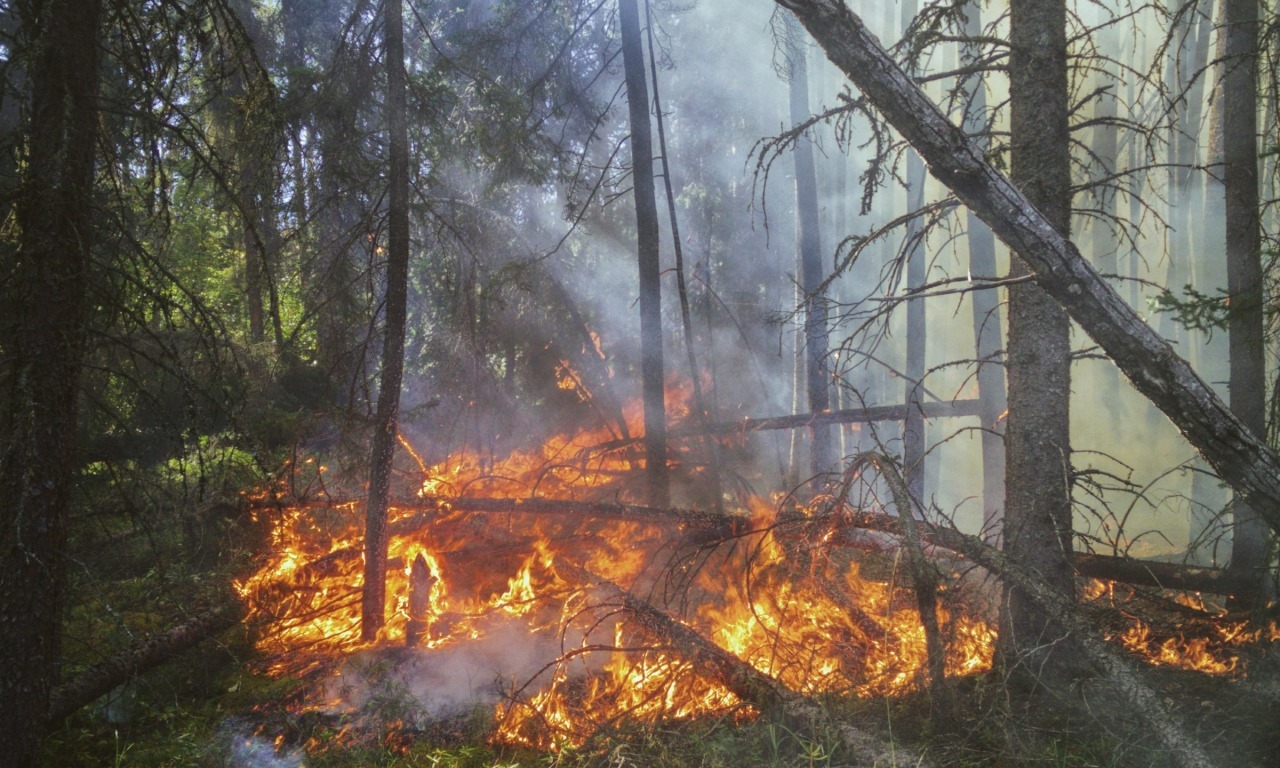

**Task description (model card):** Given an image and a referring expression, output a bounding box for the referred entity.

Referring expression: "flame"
[237,390,998,749]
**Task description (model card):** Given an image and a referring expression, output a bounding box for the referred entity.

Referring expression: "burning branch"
[560,563,930,767]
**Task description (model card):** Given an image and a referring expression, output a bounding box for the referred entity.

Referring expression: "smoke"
[209,717,306,768]
[316,612,602,726]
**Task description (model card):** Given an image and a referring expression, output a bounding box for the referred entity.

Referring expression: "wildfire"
[238,401,1269,753]
[236,400,1002,749]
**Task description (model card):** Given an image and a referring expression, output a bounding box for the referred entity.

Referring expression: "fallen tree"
[588,399,983,454]
[46,601,244,726]
[771,0,1280,537]
[258,495,1252,595]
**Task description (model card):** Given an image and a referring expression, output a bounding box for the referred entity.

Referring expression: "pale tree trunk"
[0,1,100,763]
[901,0,928,506]
[619,0,668,506]
[361,0,411,641]
[999,0,1078,685]
[772,0,1280,541]
[961,0,1006,533]
[785,15,834,477]
[1222,0,1271,599]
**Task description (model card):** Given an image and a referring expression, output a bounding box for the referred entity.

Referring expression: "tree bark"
[361,0,411,641]
[1222,0,1270,600]
[619,0,668,506]
[769,0,1280,540]
[0,1,100,763]
[999,0,1077,684]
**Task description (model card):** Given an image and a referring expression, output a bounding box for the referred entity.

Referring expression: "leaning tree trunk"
[770,0,1280,538]
[1222,0,1270,600]
[361,0,411,641]
[619,0,668,506]
[998,0,1078,685]
[0,0,101,764]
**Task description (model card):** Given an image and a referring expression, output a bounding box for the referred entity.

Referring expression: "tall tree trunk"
[619,0,668,506]
[1223,0,1270,599]
[784,16,833,477]
[961,0,1006,532]
[999,0,1077,685]
[0,0,101,763]
[901,0,927,506]
[361,0,411,641]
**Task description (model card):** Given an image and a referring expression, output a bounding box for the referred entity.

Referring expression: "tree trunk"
[361,0,411,642]
[784,15,834,477]
[960,0,1006,533]
[901,0,928,508]
[771,0,1280,541]
[1222,0,1270,600]
[998,0,1077,685]
[0,1,101,763]
[619,0,668,506]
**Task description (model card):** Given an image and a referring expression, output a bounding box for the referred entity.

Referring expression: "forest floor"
[40,626,1280,768]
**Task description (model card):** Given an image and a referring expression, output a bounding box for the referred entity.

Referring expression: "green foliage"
[1149,284,1230,336]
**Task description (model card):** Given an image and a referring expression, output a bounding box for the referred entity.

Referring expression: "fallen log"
[262,495,1254,596]
[565,563,929,766]
[588,399,984,454]
[1071,553,1258,597]
[47,601,244,725]
[268,495,746,532]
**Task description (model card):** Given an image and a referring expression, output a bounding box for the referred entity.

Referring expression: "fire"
[236,396,998,750]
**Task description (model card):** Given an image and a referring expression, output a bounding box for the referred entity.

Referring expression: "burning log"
[1072,553,1258,597]
[46,601,243,725]
[564,563,929,767]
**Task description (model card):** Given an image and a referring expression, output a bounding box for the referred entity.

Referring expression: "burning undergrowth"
[234,402,1001,752]
[232,407,1276,756]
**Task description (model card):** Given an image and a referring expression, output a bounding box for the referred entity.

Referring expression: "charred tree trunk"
[999,0,1078,685]
[361,0,411,642]
[0,1,101,762]
[960,0,1006,532]
[1222,0,1270,600]
[619,0,668,506]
